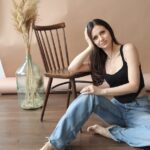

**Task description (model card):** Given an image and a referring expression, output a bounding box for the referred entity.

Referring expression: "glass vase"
[16,52,44,109]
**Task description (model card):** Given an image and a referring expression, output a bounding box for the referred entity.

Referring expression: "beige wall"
[0,0,150,76]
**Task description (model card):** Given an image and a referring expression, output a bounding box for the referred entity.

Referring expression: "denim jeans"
[48,94,150,149]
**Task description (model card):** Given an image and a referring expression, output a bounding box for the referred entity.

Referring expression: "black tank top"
[105,45,145,103]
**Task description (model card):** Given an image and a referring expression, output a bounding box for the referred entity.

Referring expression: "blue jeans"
[48,94,150,149]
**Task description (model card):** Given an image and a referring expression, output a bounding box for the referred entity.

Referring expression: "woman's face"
[91,25,112,49]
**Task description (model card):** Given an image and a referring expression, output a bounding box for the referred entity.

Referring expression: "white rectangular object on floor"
[0,60,6,79]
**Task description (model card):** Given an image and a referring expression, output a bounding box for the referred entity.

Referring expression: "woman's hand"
[68,27,93,73]
[84,27,94,48]
[80,85,106,95]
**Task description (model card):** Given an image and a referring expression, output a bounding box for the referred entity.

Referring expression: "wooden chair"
[33,22,91,121]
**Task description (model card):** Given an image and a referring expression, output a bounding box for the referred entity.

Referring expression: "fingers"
[84,27,87,34]
[80,87,89,94]
[80,85,94,94]
[84,27,89,41]
[84,27,93,48]
[80,86,89,93]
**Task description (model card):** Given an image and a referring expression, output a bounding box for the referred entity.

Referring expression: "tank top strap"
[120,45,126,63]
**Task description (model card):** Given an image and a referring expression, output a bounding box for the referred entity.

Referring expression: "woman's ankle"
[40,141,56,150]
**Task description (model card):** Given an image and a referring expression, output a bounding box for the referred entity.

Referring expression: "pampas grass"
[12,0,44,109]
[12,0,38,50]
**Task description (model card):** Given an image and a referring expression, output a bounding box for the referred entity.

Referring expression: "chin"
[99,44,108,49]
[101,42,112,49]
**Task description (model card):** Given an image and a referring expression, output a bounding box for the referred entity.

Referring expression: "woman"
[41,19,150,150]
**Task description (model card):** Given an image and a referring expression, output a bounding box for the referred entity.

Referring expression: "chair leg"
[66,82,71,108]
[70,78,77,99]
[40,78,53,122]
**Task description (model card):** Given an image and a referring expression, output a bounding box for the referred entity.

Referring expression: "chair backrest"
[33,22,70,72]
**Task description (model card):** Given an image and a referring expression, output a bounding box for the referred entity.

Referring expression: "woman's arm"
[68,46,92,73]
[81,43,141,96]
[68,27,93,73]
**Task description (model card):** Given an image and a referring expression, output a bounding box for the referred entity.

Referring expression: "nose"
[98,35,104,42]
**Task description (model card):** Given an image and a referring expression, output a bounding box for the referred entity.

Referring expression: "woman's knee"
[68,94,95,109]
[65,94,95,116]
[77,94,95,104]
[75,94,109,108]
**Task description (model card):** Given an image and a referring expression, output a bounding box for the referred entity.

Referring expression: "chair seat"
[45,68,91,79]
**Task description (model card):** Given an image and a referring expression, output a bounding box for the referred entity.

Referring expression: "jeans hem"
[108,126,120,142]
[49,139,66,150]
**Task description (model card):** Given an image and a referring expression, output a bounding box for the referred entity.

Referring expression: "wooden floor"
[0,94,144,150]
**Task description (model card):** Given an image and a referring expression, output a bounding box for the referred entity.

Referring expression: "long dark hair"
[86,19,120,86]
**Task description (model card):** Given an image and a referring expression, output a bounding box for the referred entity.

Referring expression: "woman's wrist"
[86,45,93,53]
[100,88,108,96]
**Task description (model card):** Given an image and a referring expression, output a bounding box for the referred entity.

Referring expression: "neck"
[105,43,120,59]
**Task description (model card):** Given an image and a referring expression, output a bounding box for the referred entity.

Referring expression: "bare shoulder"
[123,43,140,63]
[123,43,139,56]
[123,43,137,52]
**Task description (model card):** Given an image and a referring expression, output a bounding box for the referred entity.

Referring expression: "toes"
[87,126,93,132]
[87,124,99,133]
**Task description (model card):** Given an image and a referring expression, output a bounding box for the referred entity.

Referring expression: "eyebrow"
[92,29,105,39]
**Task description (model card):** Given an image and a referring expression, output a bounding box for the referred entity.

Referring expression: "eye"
[100,30,105,35]
[92,35,98,41]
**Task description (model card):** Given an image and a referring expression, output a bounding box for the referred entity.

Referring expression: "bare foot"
[87,124,101,134]
[40,141,55,150]
[87,124,112,138]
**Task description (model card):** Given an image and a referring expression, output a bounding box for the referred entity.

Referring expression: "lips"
[100,41,107,46]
